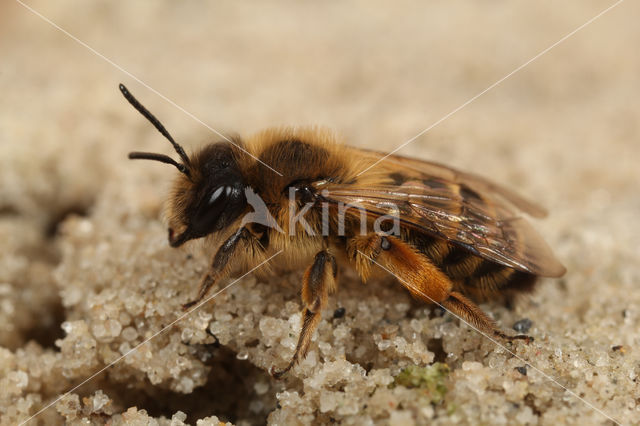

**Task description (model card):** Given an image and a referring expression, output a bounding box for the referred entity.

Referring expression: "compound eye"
[208,186,225,205]
[191,185,229,237]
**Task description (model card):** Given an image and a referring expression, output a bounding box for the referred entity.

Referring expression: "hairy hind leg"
[271,250,337,378]
[442,291,531,343]
[348,233,531,343]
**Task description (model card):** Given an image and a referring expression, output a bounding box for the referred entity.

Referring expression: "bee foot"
[516,334,534,344]
[496,331,534,344]
[182,300,198,311]
[270,365,289,380]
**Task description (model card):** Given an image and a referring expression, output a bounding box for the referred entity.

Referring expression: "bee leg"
[271,250,337,379]
[348,233,453,304]
[441,291,533,343]
[350,234,531,343]
[182,227,251,310]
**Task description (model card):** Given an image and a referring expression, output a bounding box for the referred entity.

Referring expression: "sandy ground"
[1,1,639,425]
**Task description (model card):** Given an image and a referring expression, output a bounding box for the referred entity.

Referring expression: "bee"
[120,84,566,378]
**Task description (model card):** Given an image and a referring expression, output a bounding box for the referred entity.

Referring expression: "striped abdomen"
[407,231,537,303]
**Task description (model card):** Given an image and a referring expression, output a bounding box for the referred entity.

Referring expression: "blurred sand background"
[1,1,639,425]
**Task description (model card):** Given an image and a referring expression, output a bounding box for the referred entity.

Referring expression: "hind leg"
[441,291,531,343]
[348,233,531,342]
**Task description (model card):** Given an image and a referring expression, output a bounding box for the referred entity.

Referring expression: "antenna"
[119,83,191,170]
[128,151,189,175]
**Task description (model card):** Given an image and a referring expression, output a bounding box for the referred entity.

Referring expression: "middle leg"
[271,250,337,378]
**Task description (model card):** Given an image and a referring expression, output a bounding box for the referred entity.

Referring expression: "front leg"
[271,250,337,378]
[182,227,252,310]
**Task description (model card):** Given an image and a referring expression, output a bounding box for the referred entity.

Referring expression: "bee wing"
[358,149,548,218]
[317,151,566,277]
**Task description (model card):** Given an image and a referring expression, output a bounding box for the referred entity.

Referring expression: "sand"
[1,1,638,425]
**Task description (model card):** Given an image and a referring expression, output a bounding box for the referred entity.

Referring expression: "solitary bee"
[120,84,566,377]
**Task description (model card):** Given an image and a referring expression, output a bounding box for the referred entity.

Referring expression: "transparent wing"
[317,150,565,277]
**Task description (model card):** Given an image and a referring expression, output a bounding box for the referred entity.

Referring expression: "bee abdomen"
[410,233,485,280]
[439,245,484,279]
[407,231,537,302]
[460,260,537,301]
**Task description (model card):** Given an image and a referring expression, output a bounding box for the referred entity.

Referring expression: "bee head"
[166,142,247,247]
[120,84,247,247]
